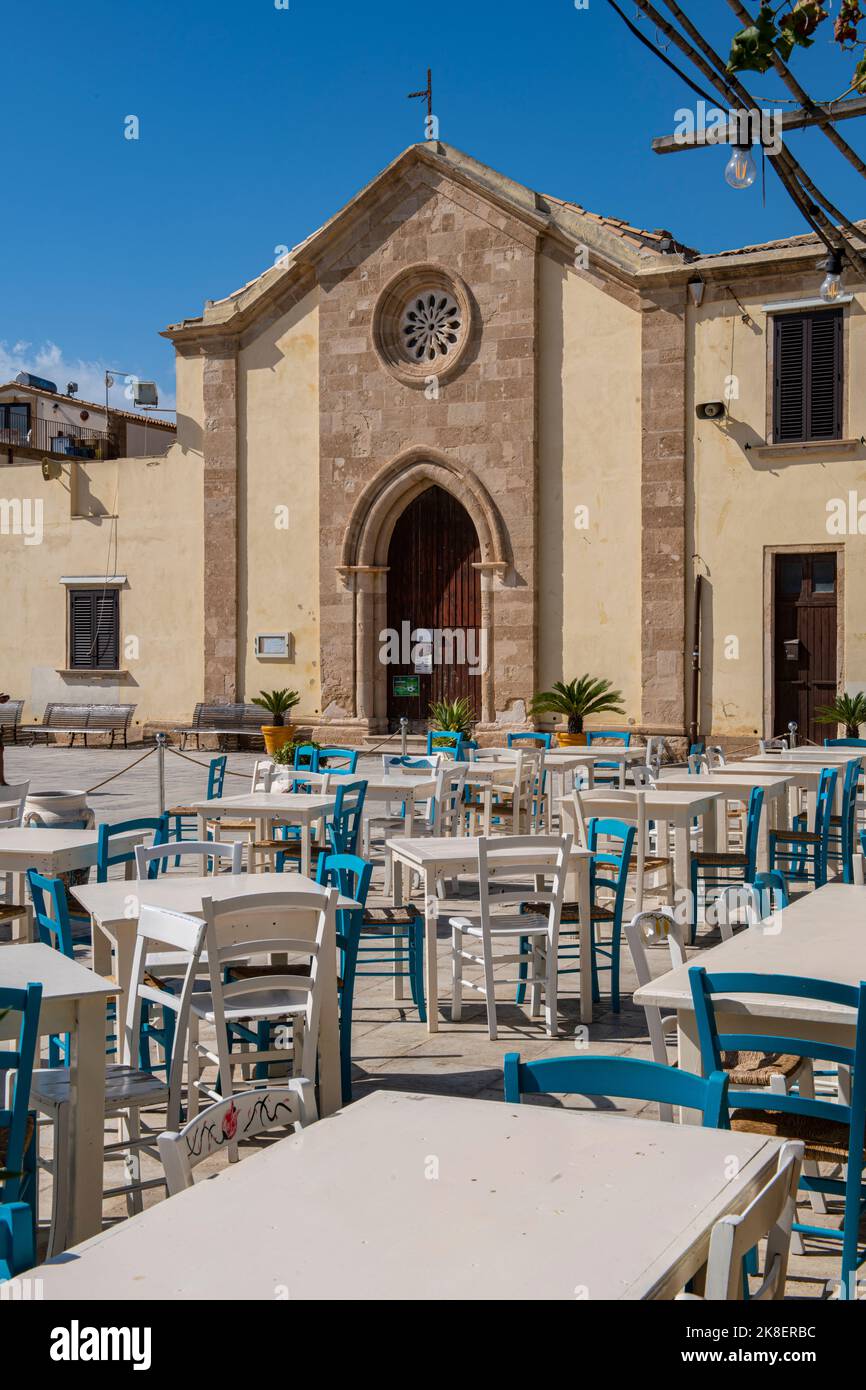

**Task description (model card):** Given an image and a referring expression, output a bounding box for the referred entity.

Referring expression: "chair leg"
[610,920,622,1014]
[47,1106,71,1259]
[543,938,558,1037]
[187,1015,201,1119]
[482,940,498,1042]
[515,934,528,1006]
[410,922,426,1023]
[528,939,543,1018]
[124,1108,143,1216]
[450,925,463,1022]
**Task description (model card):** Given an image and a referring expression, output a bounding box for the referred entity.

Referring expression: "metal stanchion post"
[400,716,408,759]
[788,721,798,749]
[156,732,166,813]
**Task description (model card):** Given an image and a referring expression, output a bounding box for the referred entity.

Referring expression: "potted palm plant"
[815,691,866,740]
[252,688,300,755]
[529,675,626,747]
[428,697,475,748]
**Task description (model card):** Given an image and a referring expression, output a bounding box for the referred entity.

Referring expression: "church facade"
[3,140,866,746]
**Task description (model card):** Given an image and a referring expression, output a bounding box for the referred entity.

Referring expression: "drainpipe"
[688,573,703,747]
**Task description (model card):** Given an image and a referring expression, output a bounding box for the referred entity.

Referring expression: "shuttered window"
[68,588,120,670]
[773,308,843,442]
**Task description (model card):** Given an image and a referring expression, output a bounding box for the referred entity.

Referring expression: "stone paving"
[1,742,851,1297]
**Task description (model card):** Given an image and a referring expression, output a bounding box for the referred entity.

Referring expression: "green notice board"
[392,675,420,698]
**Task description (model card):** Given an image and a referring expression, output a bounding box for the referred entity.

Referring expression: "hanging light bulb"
[819,250,844,303]
[724,143,757,190]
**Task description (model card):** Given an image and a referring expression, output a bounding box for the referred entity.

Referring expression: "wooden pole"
[0,693,8,787]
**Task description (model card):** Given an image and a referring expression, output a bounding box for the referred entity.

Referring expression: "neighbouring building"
[1,140,864,746]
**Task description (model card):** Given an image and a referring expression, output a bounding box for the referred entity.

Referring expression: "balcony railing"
[0,415,118,459]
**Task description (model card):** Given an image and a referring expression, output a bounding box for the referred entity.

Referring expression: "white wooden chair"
[450,834,572,1040]
[186,888,337,1120]
[574,787,673,912]
[0,779,30,930]
[158,1082,315,1196]
[629,764,657,788]
[465,750,535,835]
[251,759,274,792]
[677,1142,804,1300]
[31,904,207,1253]
[135,838,243,878]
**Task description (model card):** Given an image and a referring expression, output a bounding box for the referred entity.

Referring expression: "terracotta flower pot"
[262,725,294,755]
[556,730,587,747]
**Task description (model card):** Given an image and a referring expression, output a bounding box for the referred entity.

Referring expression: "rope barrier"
[83,744,157,794]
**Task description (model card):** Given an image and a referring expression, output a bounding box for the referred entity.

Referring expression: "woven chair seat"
[225,961,342,987]
[772,828,820,844]
[362,906,421,928]
[167,804,199,817]
[0,903,28,922]
[255,838,328,856]
[143,969,172,992]
[520,900,613,925]
[692,850,748,867]
[722,1050,803,1087]
[210,819,256,832]
[730,1107,855,1165]
[629,854,670,871]
[0,1114,35,1165]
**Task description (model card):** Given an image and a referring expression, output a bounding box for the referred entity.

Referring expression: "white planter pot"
[23,789,94,829]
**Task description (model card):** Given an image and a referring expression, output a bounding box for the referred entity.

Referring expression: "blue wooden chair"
[769,767,838,889]
[587,729,631,787]
[317,747,359,774]
[517,816,636,1012]
[97,815,169,882]
[793,757,861,885]
[166,755,226,864]
[272,779,368,870]
[26,871,77,1066]
[690,786,764,945]
[503,1051,729,1127]
[293,743,320,773]
[689,965,866,1298]
[507,732,553,750]
[426,730,465,760]
[752,869,790,915]
[0,1202,34,1282]
[824,738,866,748]
[0,980,41,1274]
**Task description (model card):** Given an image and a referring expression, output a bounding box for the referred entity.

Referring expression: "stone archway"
[336,447,512,732]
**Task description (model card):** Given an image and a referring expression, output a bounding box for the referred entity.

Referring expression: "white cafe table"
[545,745,648,791]
[654,771,791,871]
[72,871,354,1117]
[32,1091,783,1301]
[386,834,593,1028]
[633,882,865,1121]
[0,827,145,942]
[273,769,439,836]
[194,792,337,879]
[0,943,118,1249]
[747,746,863,764]
[563,787,721,900]
[722,760,824,823]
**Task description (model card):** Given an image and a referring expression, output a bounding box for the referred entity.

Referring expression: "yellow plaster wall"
[537,253,643,728]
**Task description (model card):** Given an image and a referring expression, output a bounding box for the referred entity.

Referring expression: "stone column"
[478,566,495,726]
[201,338,238,702]
[640,290,688,733]
[354,567,388,723]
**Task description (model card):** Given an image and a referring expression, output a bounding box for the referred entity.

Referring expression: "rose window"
[401,292,463,364]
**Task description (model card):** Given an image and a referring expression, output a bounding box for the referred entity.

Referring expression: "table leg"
[424,866,439,1033]
[300,820,311,880]
[672,822,690,910]
[390,853,405,1001]
[67,993,109,1246]
[403,790,414,838]
[11,871,33,942]
[676,1011,703,1126]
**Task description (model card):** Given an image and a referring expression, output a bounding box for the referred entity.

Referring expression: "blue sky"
[3,0,865,409]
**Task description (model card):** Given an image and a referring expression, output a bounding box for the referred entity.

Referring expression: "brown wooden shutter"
[69,588,119,669]
[773,308,842,442]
